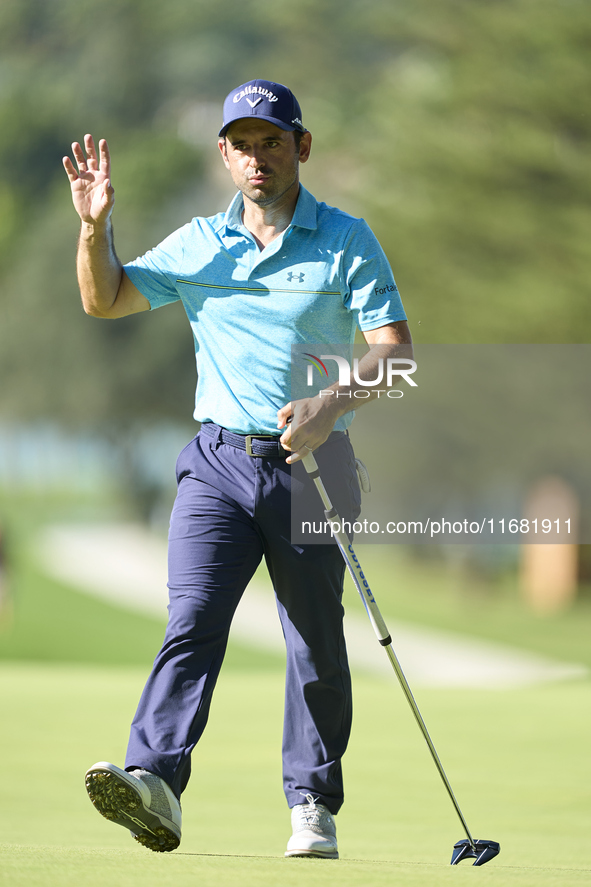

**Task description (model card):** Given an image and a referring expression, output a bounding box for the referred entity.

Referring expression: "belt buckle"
[245,434,279,457]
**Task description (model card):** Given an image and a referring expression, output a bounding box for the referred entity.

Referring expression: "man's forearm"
[319,342,416,420]
[77,220,123,317]
[277,339,415,461]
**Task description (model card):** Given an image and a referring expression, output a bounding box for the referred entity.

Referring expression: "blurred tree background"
[0,0,589,512]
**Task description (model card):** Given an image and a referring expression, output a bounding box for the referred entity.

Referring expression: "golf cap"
[219,79,307,137]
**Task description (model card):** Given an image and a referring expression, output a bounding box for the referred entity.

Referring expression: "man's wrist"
[317,390,350,421]
[80,219,111,240]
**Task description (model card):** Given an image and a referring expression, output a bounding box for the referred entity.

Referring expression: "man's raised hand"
[63,135,114,226]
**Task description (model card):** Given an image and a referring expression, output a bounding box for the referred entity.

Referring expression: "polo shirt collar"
[291,185,317,230]
[220,191,246,234]
[219,184,318,235]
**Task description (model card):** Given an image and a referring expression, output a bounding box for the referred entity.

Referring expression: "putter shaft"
[301,451,476,851]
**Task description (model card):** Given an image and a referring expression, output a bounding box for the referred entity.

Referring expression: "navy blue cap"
[219,80,306,137]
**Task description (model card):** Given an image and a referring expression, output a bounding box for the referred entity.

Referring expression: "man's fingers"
[276,403,293,429]
[62,156,78,182]
[101,179,114,207]
[98,139,111,176]
[285,445,311,465]
[72,141,87,171]
[66,136,110,185]
[285,442,314,464]
[84,134,99,171]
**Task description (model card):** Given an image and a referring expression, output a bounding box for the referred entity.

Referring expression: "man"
[63,79,411,859]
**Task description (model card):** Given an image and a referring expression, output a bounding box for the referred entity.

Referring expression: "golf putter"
[300,450,500,867]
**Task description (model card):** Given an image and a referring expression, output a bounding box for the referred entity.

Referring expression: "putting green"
[1,662,590,886]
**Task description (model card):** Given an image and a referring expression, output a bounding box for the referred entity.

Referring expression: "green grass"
[2,514,590,673]
[346,545,591,669]
[2,490,591,885]
[0,489,284,671]
[2,487,591,671]
[0,554,283,671]
[1,663,591,886]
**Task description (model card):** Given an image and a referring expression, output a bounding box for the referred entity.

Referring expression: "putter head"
[451,838,500,866]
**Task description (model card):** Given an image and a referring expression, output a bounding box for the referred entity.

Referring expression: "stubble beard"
[239,160,300,209]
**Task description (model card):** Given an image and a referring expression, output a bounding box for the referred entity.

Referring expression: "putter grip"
[301,451,320,476]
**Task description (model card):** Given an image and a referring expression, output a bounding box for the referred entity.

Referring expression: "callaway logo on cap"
[219,79,307,137]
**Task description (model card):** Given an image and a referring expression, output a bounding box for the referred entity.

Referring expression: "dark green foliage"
[1,0,590,433]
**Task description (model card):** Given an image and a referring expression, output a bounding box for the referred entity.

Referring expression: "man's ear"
[218,137,230,169]
[299,131,312,164]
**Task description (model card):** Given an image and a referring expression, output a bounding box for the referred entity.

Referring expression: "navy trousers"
[125,426,361,814]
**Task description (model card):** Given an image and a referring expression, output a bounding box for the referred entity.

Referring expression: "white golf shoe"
[285,794,339,859]
[85,762,182,852]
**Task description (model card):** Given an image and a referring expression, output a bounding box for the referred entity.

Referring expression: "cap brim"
[219,115,305,137]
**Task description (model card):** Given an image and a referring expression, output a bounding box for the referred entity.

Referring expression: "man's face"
[218,119,311,208]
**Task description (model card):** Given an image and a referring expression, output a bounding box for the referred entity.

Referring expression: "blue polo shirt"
[124,185,406,434]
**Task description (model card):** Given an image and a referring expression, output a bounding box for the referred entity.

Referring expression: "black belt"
[199,423,287,458]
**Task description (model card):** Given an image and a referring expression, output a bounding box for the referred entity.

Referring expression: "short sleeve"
[342,219,407,330]
[123,225,188,310]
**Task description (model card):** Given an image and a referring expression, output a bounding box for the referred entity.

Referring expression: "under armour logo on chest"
[287,272,305,283]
